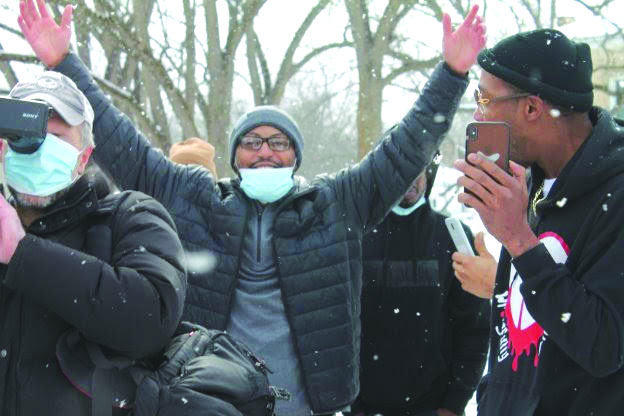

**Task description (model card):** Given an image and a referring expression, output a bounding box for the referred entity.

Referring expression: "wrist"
[505,230,540,258]
[47,52,70,69]
[443,62,468,78]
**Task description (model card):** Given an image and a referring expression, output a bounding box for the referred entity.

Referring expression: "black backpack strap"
[91,367,113,416]
[86,341,135,416]
[57,328,136,416]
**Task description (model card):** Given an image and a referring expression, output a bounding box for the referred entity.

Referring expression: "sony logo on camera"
[21,112,41,120]
[0,97,49,140]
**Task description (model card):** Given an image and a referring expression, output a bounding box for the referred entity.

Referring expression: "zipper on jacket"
[256,204,264,262]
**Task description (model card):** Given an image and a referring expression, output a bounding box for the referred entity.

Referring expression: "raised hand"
[442,4,487,75]
[452,231,497,299]
[17,0,73,68]
[0,194,26,264]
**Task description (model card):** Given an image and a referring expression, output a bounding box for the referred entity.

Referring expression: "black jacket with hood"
[355,203,490,416]
[0,175,186,416]
[477,108,624,415]
[55,52,469,413]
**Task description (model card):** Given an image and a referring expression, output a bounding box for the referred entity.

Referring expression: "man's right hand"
[18,0,73,68]
[452,231,497,299]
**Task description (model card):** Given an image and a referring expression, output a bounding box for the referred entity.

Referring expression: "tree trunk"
[356,76,383,158]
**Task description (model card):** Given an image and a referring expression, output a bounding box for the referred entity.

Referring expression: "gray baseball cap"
[9,71,94,127]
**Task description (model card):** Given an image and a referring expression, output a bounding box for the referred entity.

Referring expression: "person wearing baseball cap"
[453,29,624,415]
[19,1,487,414]
[6,71,95,207]
[0,70,186,415]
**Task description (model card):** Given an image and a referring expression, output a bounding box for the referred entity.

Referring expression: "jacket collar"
[24,176,103,235]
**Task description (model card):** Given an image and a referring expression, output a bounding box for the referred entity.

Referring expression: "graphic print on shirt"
[502,232,570,371]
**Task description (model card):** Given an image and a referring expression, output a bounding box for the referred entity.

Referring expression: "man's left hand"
[0,194,26,264]
[442,4,487,75]
[455,153,540,258]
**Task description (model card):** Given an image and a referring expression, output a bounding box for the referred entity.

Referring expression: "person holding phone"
[454,29,624,415]
[349,156,490,416]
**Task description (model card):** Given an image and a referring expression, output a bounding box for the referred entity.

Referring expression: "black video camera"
[0,97,50,153]
[0,96,50,140]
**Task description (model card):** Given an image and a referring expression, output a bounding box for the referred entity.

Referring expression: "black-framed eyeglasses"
[474,89,531,114]
[240,135,291,152]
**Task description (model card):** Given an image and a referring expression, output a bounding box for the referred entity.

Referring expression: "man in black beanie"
[454,28,624,415]
[20,1,488,415]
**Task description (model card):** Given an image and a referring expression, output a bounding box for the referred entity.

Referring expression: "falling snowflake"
[393,308,400,314]
[602,204,608,212]
[550,109,561,118]
[433,113,446,123]
[556,197,567,208]
[181,397,188,405]
[560,312,571,323]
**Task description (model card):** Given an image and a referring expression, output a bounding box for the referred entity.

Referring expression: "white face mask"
[4,133,81,197]
[239,167,295,204]
[391,195,426,216]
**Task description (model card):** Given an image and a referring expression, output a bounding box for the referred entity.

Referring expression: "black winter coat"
[355,205,490,416]
[56,53,469,413]
[0,177,186,416]
[477,109,624,415]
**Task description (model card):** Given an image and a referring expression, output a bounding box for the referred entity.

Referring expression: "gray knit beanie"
[229,105,304,172]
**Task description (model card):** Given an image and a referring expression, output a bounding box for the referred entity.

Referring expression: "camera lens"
[8,135,46,154]
[468,126,478,138]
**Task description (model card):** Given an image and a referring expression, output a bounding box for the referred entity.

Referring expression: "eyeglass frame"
[239,134,292,152]
[474,88,531,114]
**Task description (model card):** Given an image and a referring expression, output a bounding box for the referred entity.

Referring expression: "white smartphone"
[444,217,475,256]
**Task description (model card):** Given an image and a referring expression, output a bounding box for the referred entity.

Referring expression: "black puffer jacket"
[56,53,468,413]
[0,177,186,416]
[355,205,490,416]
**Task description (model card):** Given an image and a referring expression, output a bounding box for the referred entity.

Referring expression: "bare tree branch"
[382,55,441,87]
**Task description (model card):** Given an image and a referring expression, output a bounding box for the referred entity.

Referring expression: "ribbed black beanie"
[478,29,593,112]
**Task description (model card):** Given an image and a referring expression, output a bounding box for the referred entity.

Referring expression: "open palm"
[18,0,73,68]
[442,5,486,75]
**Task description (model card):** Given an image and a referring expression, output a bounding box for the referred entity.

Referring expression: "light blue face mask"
[239,167,295,204]
[4,133,81,197]
[391,195,426,216]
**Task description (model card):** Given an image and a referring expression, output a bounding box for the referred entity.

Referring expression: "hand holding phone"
[445,217,474,256]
